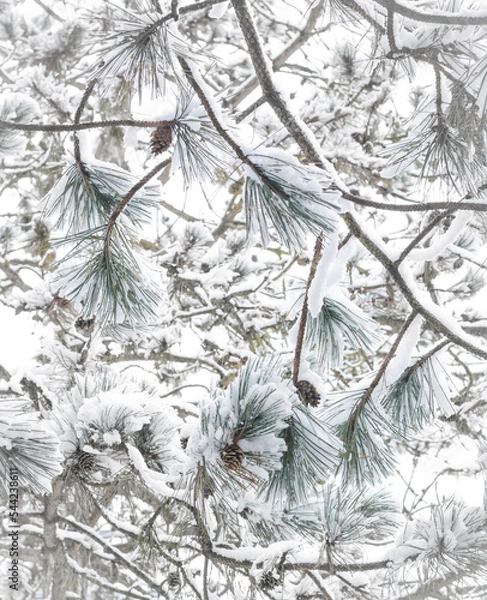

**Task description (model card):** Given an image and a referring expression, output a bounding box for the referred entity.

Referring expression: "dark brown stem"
[0,118,173,133]
[342,189,487,213]
[178,57,254,169]
[228,0,326,108]
[345,311,417,442]
[374,0,487,26]
[230,0,323,167]
[73,80,97,169]
[403,339,450,380]
[292,234,324,385]
[104,158,171,253]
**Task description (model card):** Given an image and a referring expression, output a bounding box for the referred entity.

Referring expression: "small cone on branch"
[259,571,280,590]
[167,572,180,588]
[150,122,173,155]
[75,316,95,336]
[220,442,245,471]
[296,380,321,407]
[72,450,97,474]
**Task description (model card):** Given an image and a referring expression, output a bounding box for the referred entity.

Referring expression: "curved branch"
[373,0,487,26]
[343,211,487,360]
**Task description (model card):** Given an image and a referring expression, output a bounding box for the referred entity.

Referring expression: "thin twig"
[104,158,171,253]
[305,571,334,600]
[58,515,166,596]
[73,80,97,169]
[345,310,417,443]
[229,0,327,108]
[0,118,172,133]
[395,209,454,265]
[373,0,487,26]
[293,233,323,386]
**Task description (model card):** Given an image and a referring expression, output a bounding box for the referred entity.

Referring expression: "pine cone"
[167,572,180,588]
[150,122,173,155]
[259,571,280,590]
[220,442,244,471]
[75,316,95,336]
[296,380,321,407]
[72,450,97,474]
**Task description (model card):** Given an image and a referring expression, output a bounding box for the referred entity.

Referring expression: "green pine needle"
[0,398,63,495]
[92,2,184,98]
[264,404,341,506]
[306,296,378,369]
[381,353,452,435]
[57,226,159,327]
[327,390,398,488]
[45,162,159,235]
[244,155,341,249]
[172,90,230,185]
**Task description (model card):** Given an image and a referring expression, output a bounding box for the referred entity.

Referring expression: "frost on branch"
[57,370,184,484]
[0,93,39,157]
[190,356,341,508]
[44,161,160,234]
[0,398,63,494]
[243,152,341,249]
[394,499,487,586]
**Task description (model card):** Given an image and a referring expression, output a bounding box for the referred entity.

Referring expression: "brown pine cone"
[149,122,173,155]
[220,442,245,471]
[72,450,97,474]
[296,380,321,407]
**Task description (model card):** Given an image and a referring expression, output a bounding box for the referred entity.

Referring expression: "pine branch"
[0,118,171,132]
[230,0,325,167]
[228,0,327,107]
[373,0,487,26]
[343,211,487,360]
[345,311,418,442]
[305,295,378,370]
[73,80,97,184]
[179,57,339,248]
[342,189,487,213]
[396,209,455,265]
[104,157,170,249]
[381,339,451,433]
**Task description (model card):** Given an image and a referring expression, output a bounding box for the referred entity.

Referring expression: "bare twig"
[345,311,417,442]
[104,157,171,252]
[373,0,487,26]
[293,233,323,386]
[229,0,327,107]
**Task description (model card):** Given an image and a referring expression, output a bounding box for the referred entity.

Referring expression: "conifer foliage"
[1,0,487,598]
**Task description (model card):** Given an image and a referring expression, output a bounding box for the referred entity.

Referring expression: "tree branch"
[343,211,487,360]
[293,233,323,386]
[228,0,327,107]
[373,0,487,26]
[345,310,417,442]
[230,0,325,166]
